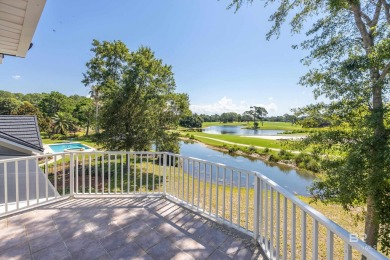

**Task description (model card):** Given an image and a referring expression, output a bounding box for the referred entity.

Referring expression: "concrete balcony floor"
[0,197,265,260]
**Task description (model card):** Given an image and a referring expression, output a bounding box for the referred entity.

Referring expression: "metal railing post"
[254,176,261,240]
[70,153,74,197]
[163,153,167,195]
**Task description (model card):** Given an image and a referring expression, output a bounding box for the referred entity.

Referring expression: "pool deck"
[0,197,265,259]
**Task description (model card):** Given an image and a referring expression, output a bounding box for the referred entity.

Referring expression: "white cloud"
[268,97,273,101]
[190,96,278,115]
[12,75,21,80]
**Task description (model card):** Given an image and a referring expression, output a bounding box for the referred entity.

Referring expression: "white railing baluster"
[26,159,29,206]
[122,154,124,194]
[265,183,269,251]
[197,161,200,208]
[152,154,155,193]
[145,154,148,194]
[203,163,207,212]
[89,155,92,194]
[270,187,274,258]
[4,162,8,212]
[61,155,65,196]
[344,243,352,260]
[96,154,99,194]
[133,154,137,193]
[276,192,280,259]
[301,210,307,260]
[259,179,263,244]
[216,166,219,218]
[102,154,105,194]
[70,153,74,196]
[36,158,39,203]
[15,161,19,209]
[187,159,190,203]
[192,160,195,207]
[229,169,233,224]
[283,197,287,260]
[82,154,85,194]
[222,168,226,221]
[254,177,260,240]
[237,171,241,227]
[163,153,167,195]
[45,157,48,200]
[115,154,118,194]
[128,154,131,194]
[209,164,212,215]
[245,173,249,231]
[313,220,319,260]
[292,203,296,259]
[326,230,334,260]
[53,155,57,196]
[75,156,78,194]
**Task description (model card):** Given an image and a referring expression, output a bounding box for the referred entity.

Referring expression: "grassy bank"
[183,132,285,149]
[202,121,305,131]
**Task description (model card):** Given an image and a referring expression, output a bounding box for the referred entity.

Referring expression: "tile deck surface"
[0,197,265,260]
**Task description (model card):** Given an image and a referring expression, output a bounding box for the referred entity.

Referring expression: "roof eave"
[16,0,46,58]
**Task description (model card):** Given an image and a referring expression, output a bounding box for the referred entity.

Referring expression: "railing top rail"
[168,153,255,175]
[0,151,168,163]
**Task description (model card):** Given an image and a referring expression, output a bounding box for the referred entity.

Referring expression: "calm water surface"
[179,141,315,196]
[202,125,284,136]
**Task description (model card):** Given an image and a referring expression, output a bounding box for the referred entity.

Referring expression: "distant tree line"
[195,112,298,125]
[0,90,95,137]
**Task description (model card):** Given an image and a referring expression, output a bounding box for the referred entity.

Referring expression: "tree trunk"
[86,121,90,136]
[95,101,99,134]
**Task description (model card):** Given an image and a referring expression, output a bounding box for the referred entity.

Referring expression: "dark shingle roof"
[0,115,43,152]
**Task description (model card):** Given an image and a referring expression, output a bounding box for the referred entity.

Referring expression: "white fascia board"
[16,0,46,57]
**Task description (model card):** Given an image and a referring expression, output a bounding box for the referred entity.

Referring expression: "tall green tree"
[15,101,50,132]
[73,98,95,136]
[230,0,390,253]
[39,91,71,117]
[0,98,21,115]
[83,41,189,152]
[52,112,74,135]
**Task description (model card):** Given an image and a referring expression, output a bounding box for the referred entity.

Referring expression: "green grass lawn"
[185,132,286,150]
[202,121,305,131]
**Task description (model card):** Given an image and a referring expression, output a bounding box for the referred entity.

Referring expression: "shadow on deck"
[0,197,266,259]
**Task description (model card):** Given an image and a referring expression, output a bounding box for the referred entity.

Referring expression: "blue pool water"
[49,143,90,153]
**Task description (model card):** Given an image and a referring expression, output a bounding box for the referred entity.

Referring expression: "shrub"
[278,149,293,160]
[268,154,280,162]
[263,147,270,153]
[189,134,195,140]
[305,159,320,172]
[228,145,239,153]
[51,134,66,140]
[248,146,257,153]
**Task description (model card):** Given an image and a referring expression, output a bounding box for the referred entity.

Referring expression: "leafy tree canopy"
[230,0,390,253]
[83,40,190,152]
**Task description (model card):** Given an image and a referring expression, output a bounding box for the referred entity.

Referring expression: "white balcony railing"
[0,151,387,260]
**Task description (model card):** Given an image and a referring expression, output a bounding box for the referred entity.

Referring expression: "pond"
[179,141,316,196]
[202,125,284,136]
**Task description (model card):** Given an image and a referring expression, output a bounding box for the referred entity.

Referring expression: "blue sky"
[1,0,316,116]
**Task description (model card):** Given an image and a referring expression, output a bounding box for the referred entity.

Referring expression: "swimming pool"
[48,142,93,153]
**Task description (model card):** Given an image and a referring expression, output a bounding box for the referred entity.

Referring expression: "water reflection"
[179,141,316,196]
[202,126,284,136]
